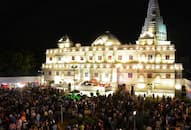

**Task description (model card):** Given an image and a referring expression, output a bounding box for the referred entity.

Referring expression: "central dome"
[92,31,121,46]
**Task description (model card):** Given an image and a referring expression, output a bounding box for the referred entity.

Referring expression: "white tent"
[0,76,41,87]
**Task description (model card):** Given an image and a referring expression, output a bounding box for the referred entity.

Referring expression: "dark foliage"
[0,50,43,76]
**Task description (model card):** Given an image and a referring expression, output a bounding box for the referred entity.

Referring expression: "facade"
[42,0,183,97]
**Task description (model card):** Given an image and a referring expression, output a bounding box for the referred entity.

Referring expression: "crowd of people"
[0,86,191,130]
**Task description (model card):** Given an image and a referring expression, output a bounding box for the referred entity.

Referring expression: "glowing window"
[128,73,133,78]
[165,55,170,60]
[80,57,84,60]
[85,72,88,77]
[148,54,153,60]
[166,73,170,79]
[98,56,102,60]
[147,73,152,78]
[89,56,93,60]
[175,73,182,79]
[118,55,122,60]
[94,73,98,77]
[129,55,133,60]
[72,56,75,60]
[108,55,112,60]
[68,71,71,76]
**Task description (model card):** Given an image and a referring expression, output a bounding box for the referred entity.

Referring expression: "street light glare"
[133,111,136,115]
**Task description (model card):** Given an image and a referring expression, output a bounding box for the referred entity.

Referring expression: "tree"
[0,50,40,76]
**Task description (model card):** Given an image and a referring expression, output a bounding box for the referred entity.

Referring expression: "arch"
[138,74,145,83]
[155,74,161,84]
[155,53,162,63]
[140,53,146,62]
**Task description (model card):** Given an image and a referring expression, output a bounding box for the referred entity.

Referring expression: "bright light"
[175,84,181,90]
[138,64,143,69]
[16,83,26,88]
[156,54,161,63]
[162,46,167,50]
[155,76,161,84]
[85,47,89,51]
[140,31,154,38]
[140,54,146,62]
[133,111,136,115]
[161,80,174,86]
[100,64,103,68]
[146,65,150,69]
[170,66,174,70]
[138,75,144,82]
[137,83,145,89]
[175,65,179,70]
[93,65,97,68]
[80,64,84,68]
[86,64,91,68]
[106,64,110,68]
[115,64,122,68]
[155,65,160,69]
[169,46,174,50]
[98,48,102,51]
[162,65,167,69]
[157,47,161,51]
[54,76,61,84]
[132,65,137,69]
[58,38,63,42]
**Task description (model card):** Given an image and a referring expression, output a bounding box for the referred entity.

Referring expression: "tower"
[135,0,183,97]
[139,0,167,43]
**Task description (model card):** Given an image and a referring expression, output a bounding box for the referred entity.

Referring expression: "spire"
[147,0,160,17]
[139,0,167,41]
[58,35,73,48]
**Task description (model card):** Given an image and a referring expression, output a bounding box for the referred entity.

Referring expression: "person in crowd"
[0,86,191,130]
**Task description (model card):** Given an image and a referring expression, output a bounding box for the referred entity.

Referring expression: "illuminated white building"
[42,0,183,97]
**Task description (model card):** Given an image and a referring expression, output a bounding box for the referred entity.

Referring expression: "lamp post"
[59,98,64,130]
[71,65,77,90]
[20,87,23,101]
[133,110,136,130]
[147,83,152,96]
[38,70,43,86]
[61,104,63,125]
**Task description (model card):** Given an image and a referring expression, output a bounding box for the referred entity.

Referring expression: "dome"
[58,35,72,43]
[58,35,73,48]
[92,31,121,46]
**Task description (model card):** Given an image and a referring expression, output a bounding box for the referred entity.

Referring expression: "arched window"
[138,74,145,82]
[152,10,156,15]
[151,18,155,22]
[155,53,161,63]
[155,75,161,84]
[140,53,146,62]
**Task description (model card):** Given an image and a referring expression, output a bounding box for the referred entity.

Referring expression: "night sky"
[0,0,191,59]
